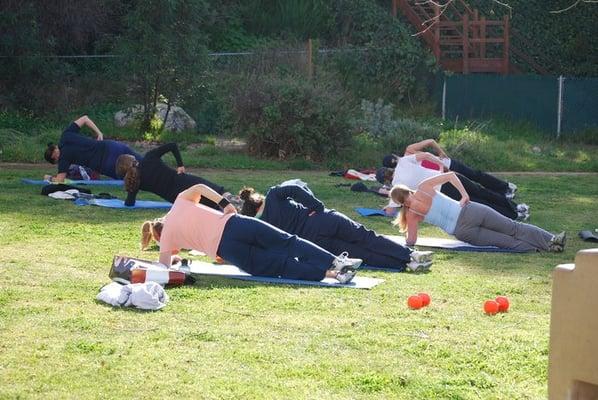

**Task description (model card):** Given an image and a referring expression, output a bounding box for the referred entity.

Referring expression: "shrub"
[230,76,353,161]
[356,99,440,153]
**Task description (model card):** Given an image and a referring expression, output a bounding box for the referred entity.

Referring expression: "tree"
[115,0,212,133]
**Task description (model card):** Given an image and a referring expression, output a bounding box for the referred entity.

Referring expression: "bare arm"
[419,172,470,205]
[405,139,447,158]
[178,184,237,214]
[73,115,103,140]
[414,152,445,170]
[405,212,419,246]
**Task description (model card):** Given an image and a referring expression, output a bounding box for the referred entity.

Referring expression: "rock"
[532,146,542,153]
[114,103,196,132]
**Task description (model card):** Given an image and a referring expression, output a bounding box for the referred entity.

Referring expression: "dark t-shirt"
[57,123,106,174]
[124,143,224,208]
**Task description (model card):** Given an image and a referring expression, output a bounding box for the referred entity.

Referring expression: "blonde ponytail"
[389,185,414,233]
[140,218,164,250]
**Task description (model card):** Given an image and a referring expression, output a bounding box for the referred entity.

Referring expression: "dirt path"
[2,162,598,176]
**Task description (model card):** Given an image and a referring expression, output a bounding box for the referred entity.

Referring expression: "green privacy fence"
[439,74,598,134]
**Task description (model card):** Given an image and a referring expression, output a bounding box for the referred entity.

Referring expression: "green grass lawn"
[1,165,597,399]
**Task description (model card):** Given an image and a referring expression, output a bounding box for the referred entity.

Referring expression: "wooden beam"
[462,13,469,74]
[503,14,510,75]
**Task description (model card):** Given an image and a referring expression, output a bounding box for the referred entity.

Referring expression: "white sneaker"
[406,260,432,272]
[331,252,362,273]
[506,182,518,199]
[516,211,530,222]
[516,203,530,213]
[335,269,357,284]
[410,250,433,264]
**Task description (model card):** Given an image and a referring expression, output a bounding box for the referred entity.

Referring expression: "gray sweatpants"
[453,202,553,251]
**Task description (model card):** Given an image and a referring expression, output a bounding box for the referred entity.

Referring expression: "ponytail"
[239,187,264,217]
[389,185,414,233]
[140,218,164,250]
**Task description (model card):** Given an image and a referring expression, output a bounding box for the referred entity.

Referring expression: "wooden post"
[462,13,469,74]
[306,38,313,79]
[502,14,510,75]
[434,4,441,64]
[392,0,398,17]
[480,16,486,59]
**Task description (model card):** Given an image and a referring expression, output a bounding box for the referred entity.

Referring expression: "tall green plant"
[114,0,212,133]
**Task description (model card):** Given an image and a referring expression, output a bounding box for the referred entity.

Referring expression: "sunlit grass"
[1,165,597,398]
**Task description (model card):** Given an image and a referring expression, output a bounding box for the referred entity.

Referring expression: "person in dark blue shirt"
[239,182,433,271]
[44,115,142,182]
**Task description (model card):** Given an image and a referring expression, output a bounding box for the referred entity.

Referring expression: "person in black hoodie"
[239,182,432,271]
[115,142,226,210]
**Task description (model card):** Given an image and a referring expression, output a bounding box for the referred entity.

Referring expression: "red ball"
[495,296,510,312]
[408,295,424,310]
[418,292,431,307]
[484,300,500,315]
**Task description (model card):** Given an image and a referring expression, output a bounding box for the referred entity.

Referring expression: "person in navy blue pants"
[239,183,418,271]
[218,214,335,280]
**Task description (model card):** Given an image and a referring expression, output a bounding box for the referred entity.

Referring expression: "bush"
[355,99,440,153]
[230,76,353,161]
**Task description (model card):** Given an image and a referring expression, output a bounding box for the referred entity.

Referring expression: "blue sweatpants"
[101,140,143,179]
[300,210,412,270]
[217,215,334,281]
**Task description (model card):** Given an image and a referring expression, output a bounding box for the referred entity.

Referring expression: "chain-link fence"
[439,73,598,134]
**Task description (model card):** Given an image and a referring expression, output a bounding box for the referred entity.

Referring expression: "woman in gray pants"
[389,172,566,252]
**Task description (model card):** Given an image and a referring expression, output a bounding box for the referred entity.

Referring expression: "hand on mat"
[460,195,470,207]
[96,131,104,141]
[384,206,398,217]
[223,204,237,215]
[171,255,182,266]
[176,166,185,174]
[43,174,52,181]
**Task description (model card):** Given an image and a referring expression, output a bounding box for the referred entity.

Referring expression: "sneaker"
[331,252,363,273]
[410,250,433,264]
[506,182,518,199]
[552,231,567,247]
[548,243,564,253]
[223,193,244,211]
[516,211,530,222]
[406,260,433,272]
[335,269,357,284]
[516,203,530,213]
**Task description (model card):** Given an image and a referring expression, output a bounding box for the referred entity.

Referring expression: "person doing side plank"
[116,142,229,210]
[239,183,433,271]
[389,172,566,252]
[44,115,142,182]
[383,138,518,199]
[156,184,363,284]
[378,151,527,220]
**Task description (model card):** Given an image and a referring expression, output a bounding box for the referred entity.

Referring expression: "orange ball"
[408,295,424,310]
[418,292,431,307]
[484,300,500,315]
[495,296,510,312]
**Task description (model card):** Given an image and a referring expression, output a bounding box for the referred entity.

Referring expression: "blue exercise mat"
[22,178,123,186]
[387,235,529,253]
[188,261,383,289]
[355,207,388,217]
[74,198,172,209]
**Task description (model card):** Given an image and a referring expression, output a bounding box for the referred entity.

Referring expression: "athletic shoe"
[552,231,567,247]
[335,269,357,284]
[506,182,518,199]
[516,212,530,222]
[516,203,530,213]
[223,193,244,211]
[406,260,433,272]
[410,250,433,264]
[331,252,363,273]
